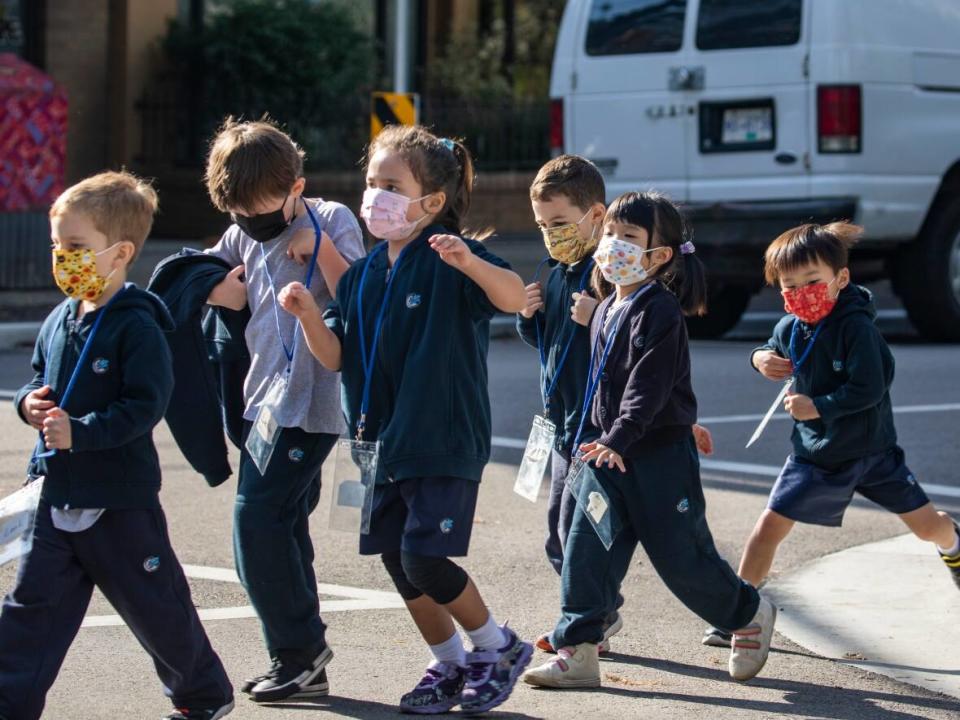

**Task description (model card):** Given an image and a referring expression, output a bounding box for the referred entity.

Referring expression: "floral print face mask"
[782,277,839,325]
[542,210,598,265]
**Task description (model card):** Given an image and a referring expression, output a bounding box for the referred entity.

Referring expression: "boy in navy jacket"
[703,222,960,646]
[0,172,233,720]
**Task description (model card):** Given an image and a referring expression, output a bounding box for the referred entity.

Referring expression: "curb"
[0,322,40,351]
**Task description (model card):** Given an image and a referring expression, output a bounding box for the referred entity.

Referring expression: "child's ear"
[837,267,851,289]
[424,191,446,214]
[590,202,606,225]
[115,240,137,268]
[291,177,307,197]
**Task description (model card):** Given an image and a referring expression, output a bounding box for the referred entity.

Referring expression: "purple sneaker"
[399,662,465,714]
[460,626,533,715]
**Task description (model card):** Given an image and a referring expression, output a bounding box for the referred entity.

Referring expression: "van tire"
[685,285,752,339]
[896,196,960,342]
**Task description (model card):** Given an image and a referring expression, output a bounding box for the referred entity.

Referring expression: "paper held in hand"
[746,378,794,449]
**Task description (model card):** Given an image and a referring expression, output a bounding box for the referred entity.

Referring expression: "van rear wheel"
[896,196,960,342]
[685,285,752,339]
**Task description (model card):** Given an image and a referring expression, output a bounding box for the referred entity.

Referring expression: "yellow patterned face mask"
[542,210,599,265]
[51,245,119,301]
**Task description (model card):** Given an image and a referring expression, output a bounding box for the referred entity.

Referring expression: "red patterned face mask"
[782,278,838,325]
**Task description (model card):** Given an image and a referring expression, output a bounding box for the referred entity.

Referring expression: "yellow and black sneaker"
[940,522,960,590]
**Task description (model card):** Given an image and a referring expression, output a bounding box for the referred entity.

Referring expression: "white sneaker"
[728,596,777,682]
[522,643,600,688]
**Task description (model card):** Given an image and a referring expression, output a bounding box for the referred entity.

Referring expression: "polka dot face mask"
[593,236,659,286]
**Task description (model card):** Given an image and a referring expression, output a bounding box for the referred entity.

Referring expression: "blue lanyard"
[788,319,823,375]
[533,257,593,415]
[259,201,323,371]
[355,239,420,440]
[35,286,126,459]
[571,283,653,450]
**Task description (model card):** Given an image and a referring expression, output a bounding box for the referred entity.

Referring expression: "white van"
[550,0,960,339]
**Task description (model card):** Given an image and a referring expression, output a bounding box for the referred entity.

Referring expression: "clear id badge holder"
[0,477,44,568]
[513,415,556,502]
[245,373,287,475]
[565,456,622,551]
[329,439,380,535]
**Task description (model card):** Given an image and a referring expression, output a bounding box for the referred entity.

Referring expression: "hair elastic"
[439,138,456,152]
[679,241,696,255]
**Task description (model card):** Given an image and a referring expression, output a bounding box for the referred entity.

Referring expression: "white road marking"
[699,402,960,425]
[81,565,404,628]
[741,309,906,322]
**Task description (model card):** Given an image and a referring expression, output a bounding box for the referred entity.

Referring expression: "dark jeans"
[552,436,759,648]
[0,502,232,720]
[235,424,337,658]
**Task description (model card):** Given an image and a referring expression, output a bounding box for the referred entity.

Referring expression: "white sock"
[465,613,507,651]
[937,528,960,556]
[429,631,466,667]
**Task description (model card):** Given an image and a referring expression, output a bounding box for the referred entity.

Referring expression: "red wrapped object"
[0,53,67,212]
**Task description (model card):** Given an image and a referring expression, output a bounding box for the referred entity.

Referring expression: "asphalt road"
[0,309,958,719]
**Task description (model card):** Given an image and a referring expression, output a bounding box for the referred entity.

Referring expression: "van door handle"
[775,153,798,165]
[669,66,705,91]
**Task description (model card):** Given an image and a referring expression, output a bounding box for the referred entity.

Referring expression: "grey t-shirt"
[207,197,366,434]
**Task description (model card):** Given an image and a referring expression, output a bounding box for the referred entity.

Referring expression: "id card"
[565,457,621,551]
[245,373,287,475]
[0,477,44,568]
[513,415,556,502]
[329,439,380,535]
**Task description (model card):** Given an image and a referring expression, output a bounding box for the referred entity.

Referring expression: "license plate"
[722,107,773,145]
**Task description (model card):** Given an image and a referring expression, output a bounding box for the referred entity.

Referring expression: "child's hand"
[42,408,72,450]
[519,282,543,319]
[783,391,820,421]
[570,291,598,327]
[579,441,626,473]
[21,385,55,429]
[753,350,793,381]
[287,228,329,265]
[693,423,714,455]
[429,234,474,272]
[278,281,320,319]
[207,265,247,311]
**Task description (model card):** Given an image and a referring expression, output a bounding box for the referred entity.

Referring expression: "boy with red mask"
[702,222,960,648]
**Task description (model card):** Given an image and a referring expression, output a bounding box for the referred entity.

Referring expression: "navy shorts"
[359,476,480,558]
[768,446,929,527]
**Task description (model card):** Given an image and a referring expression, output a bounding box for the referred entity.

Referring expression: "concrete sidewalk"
[768,533,960,700]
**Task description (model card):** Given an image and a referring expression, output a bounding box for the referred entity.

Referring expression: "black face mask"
[232,195,292,243]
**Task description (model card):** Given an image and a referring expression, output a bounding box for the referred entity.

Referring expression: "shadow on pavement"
[261,696,540,719]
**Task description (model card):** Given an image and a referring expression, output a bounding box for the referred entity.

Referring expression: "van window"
[585,0,687,56]
[696,0,802,50]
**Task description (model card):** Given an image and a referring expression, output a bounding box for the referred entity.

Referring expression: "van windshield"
[696,0,802,50]
[585,0,687,56]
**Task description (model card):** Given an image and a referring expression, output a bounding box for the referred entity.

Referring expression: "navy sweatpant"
[235,424,337,658]
[552,435,759,648]
[0,502,231,720]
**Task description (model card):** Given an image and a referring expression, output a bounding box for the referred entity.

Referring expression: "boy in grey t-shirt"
[204,119,365,704]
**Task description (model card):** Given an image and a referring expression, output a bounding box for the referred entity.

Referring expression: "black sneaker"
[399,662,465,714]
[241,668,329,698]
[940,522,960,589]
[249,646,333,703]
[163,699,234,720]
[460,626,532,715]
[702,626,732,648]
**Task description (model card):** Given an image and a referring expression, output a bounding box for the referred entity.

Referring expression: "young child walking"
[701,221,960,647]
[0,171,234,720]
[523,191,774,689]
[277,125,532,714]
[517,157,716,656]
[203,119,365,702]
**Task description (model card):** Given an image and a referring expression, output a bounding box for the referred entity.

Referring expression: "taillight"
[818,85,861,153]
[550,98,564,155]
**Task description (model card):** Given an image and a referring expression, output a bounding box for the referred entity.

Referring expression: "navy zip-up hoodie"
[324,224,510,483]
[589,283,697,458]
[754,284,897,467]
[516,259,595,452]
[15,285,174,509]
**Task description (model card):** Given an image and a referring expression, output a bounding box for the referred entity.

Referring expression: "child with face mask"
[517,157,716,657]
[277,125,532,715]
[203,118,366,703]
[522,191,774,690]
[1,172,234,720]
[700,221,960,648]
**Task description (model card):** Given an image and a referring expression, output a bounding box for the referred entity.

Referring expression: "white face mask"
[593,236,660,286]
[359,187,433,241]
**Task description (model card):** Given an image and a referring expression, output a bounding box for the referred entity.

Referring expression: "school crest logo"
[143,555,160,573]
[676,498,690,514]
[833,360,844,372]
[406,293,422,309]
[439,518,454,534]
[288,447,305,463]
[92,357,110,374]
[633,334,645,350]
